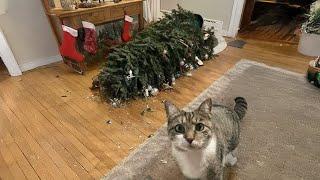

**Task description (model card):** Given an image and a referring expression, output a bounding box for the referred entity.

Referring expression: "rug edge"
[238,59,304,77]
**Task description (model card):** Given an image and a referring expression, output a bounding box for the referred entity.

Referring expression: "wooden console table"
[42,0,144,44]
[41,0,144,74]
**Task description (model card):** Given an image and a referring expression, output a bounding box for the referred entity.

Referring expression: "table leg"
[138,4,144,31]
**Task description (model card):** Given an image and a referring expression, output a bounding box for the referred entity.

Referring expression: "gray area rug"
[103,60,320,180]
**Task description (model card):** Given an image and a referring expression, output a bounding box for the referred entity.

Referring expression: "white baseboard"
[19,54,62,72]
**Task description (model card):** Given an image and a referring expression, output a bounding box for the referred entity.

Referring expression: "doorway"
[238,0,316,44]
[0,28,22,76]
[0,58,9,76]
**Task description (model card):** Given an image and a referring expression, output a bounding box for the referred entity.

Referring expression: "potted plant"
[298,8,320,87]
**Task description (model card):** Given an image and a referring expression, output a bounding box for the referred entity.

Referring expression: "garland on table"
[95,6,218,103]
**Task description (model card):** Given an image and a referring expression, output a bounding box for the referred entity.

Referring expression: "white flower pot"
[298,31,320,57]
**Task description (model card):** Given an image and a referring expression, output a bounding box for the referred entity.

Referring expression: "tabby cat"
[165,97,247,180]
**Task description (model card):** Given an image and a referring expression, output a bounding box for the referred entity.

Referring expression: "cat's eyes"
[195,123,204,131]
[174,123,204,133]
[175,124,185,133]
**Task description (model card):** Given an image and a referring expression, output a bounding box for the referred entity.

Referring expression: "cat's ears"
[198,98,212,114]
[164,98,212,118]
[164,100,180,118]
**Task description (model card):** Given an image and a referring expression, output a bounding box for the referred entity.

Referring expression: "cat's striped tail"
[234,97,247,121]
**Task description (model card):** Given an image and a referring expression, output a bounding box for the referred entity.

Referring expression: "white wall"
[161,0,235,31]
[0,0,61,71]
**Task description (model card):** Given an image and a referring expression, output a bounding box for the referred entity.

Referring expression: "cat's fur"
[165,97,247,180]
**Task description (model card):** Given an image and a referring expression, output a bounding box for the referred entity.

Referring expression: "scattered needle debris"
[140,105,154,116]
[106,120,112,124]
[160,160,167,164]
[148,134,154,138]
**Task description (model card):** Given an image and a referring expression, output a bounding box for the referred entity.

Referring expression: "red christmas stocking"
[59,25,84,62]
[121,15,133,42]
[82,21,98,54]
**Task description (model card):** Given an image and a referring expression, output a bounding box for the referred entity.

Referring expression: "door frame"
[0,28,22,76]
[227,0,246,37]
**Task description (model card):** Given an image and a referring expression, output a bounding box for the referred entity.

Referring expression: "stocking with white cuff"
[59,25,84,62]
[82,21,98,54]
[121,15,134,42]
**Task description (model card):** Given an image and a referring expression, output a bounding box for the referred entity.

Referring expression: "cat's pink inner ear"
[164,101,180,118]
[198,98,212,114]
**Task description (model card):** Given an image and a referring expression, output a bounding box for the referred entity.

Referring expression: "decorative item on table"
[61,0,77,10]
[298,8,320,87]
[78,0,98,8]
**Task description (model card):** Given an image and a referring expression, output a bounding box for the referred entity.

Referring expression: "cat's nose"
[186,138,193,144]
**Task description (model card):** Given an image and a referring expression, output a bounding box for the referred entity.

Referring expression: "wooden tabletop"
[48,0,142,17]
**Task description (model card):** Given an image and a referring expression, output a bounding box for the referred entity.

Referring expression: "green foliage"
[96,6,218,101]
[82,23,122,63]
[302,8,320,34]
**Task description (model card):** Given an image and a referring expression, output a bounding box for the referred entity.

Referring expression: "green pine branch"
[96,5,218,102]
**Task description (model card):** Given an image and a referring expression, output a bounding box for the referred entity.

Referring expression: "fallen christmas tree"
[95,6,218,103]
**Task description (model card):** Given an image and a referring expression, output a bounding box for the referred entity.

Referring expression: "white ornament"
[147,85,153,91]
[110,98,120,107]
[205,54,209,60]
[172,77,176,85]
[163,49,168,55]
[186,72,192,77]
[150,88,159,96]
[195,56,204,66]
[180,60,185,66]
[145,89,149,97]
[127,70,135,79]
[204,33,210,40]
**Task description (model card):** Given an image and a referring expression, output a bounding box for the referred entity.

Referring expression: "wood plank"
[0,97,64,179]
[0,114,27,180]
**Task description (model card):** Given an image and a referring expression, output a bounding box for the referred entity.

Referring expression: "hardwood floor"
[238,22,300,44]
[0,38,311,179]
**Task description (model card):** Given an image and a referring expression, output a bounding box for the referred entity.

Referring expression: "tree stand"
[307,57,320,88]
